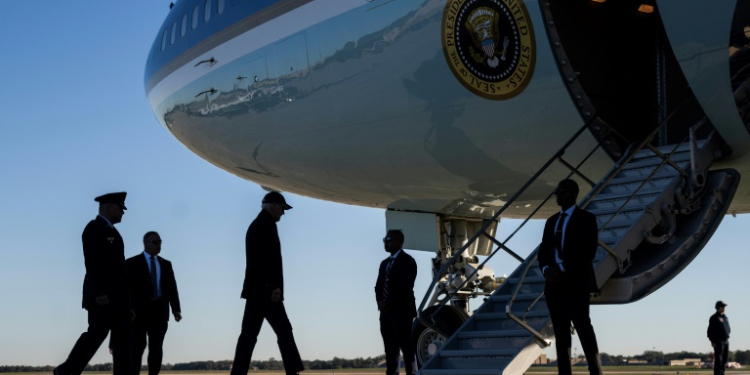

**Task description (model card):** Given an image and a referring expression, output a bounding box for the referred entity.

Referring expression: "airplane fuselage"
[145,0,750,218]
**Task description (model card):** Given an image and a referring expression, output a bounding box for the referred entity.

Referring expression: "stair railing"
[505,112,712,345]
[416,113,624,334]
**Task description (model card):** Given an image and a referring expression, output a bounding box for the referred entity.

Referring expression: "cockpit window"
[192,6,199,30]
[161,29,168,51]
[204,0,212,23]
[181,13,187,36]
[170,22,177,45]
[218,0,225,15]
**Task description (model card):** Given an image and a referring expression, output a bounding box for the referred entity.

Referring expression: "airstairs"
[416,118,740,375]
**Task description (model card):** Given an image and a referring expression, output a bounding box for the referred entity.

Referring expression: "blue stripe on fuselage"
[144,0,285,86]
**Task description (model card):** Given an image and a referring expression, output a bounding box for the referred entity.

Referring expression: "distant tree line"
[0,355,386,372]
[165,355,386,371]
[6,351,750,372]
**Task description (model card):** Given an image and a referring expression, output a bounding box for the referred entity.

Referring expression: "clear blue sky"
[0,1,748,368]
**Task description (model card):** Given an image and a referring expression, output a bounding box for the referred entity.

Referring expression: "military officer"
[55,192,132,375]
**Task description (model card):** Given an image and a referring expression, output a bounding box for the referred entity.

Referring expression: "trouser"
[231,297,304,375]
[56,306,132,375]
[131,314,168,375]
[380,311,417,375]
[714,341,729,375]
[546,280,602,375]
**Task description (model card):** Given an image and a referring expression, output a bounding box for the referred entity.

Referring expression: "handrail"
[449,142,604,305]
[503,109,709,344]
[416,112,615,323]
[505,253,550,346]
[417,93,710,346]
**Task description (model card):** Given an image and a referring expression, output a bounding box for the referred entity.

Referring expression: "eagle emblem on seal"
[465,7,510,68]
[441,0,536,100]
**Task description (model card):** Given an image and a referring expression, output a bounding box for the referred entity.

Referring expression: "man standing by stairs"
[375,230,418,375]
[539,179,603,375]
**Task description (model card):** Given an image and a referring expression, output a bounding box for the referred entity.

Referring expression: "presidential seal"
[442,0,536,100]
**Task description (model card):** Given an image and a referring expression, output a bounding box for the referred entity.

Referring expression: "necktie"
[554,213,568,255]
[383,258,395,299]
[150,256,158,300]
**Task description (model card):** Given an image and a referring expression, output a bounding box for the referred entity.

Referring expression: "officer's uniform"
[707,301,731,375]
[55,192,132,375]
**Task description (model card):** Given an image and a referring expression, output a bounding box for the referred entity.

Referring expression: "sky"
[1,0,749,368]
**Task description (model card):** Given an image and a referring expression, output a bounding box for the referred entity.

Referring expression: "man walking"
[708,301,731,375]
[375,230,418,375]
[231,192,304,375]
[126,231,182,375]
[55,192,132,375]
[538,179,602,375]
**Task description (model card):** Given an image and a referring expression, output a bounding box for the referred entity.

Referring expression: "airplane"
[144,0,750,373]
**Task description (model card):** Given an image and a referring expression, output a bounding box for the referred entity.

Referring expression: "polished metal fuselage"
[145,0,750,218]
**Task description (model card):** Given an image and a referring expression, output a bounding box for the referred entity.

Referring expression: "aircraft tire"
[412,305,469,367]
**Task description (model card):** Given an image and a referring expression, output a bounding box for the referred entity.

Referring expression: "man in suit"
[375,230,418,375]
[231,192,304,375]
[126,231,182,375]
[538,179,602,375]
[55,192,132,375]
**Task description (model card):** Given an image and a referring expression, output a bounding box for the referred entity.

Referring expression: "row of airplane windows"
[161,0,227,51]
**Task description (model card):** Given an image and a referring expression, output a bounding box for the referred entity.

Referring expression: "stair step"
[457,330,535,350]
[632,141,706,158]
[440,348,517,358]
[473,311,548,320]
[421,369,500,375]
[458,330,531,339]
[595,210,644,230]
[472,310,550,331]
[628,154,691,170]
[490,293,542,302]
[607,171,679,187]
[587,201,651,217]
[621,157,689,172]
[596,212,639,227]
[607,165,681,182]
[590,187,667,203]
[631,147,691,161]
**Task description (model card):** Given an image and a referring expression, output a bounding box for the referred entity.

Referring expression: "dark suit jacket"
[126,253,181,322]
[375,250,417,317]
[241,209,284,300]
[81,216,129,310]
[538,206,599,292]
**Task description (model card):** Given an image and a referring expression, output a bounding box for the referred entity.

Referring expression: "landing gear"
[411,216,503,365]
[412,305,468,366]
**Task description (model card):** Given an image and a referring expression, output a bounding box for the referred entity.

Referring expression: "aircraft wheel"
[412,305,469,366]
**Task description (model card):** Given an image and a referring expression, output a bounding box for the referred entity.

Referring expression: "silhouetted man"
[708,300,730,375]
[538,179,602,375]
[55,192,132,375]
[231,192,304,375]
[375,230,418,375]
[127,231,182,375]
